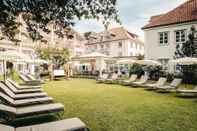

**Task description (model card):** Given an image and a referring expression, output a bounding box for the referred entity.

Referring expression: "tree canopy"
[36,47,70,66]
[175,26,197,58]
[0,0,119,41]
[174,26,197,84]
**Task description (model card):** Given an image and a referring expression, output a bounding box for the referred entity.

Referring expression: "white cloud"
[74,0,189,38]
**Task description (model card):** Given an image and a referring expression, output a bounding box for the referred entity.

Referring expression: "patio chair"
[131,75,149,87]
[156,78,182,93]
[96,74,109,83]
[144,77,167,90]
[121,74,137,86]
[7,78,41,89]
[5,80,43,94]
[176,86,197,97]
[0,102,64,121]
[0,82,47,100]
[0,91,53,106]
[0,118,88,131]
[104,73,119,84]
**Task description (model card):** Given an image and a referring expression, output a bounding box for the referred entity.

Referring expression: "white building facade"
[0,14,85,74]
[142,0,197,71]
[85,27,144,58]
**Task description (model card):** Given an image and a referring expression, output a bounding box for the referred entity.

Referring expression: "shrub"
[144,66,163,80]
[129,64,144,78]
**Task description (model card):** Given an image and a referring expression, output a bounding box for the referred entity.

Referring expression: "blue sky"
[74,0,188,39]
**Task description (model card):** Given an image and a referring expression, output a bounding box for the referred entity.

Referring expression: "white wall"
[144,22,197,60]
[86,39,144,57]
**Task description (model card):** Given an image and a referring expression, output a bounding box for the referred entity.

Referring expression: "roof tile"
[142,0,197,29]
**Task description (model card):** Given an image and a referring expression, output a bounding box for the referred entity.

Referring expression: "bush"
[180,65,197,84]
[129,64,144,78]
[144,66,163,80]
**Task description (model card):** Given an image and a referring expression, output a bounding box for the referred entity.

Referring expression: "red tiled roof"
[142,0,197,29]
[86,27,143,45]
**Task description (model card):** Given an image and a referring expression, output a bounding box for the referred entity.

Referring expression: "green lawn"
[12,79,197,131]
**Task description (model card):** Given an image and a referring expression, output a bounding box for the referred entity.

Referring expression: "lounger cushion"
[0,92,52,106]
[16,118,86,131]
[0,103,64,115]
[5,81,43,93]
[0,118,87,131]
[14,97,53,106]
[157,85,175,89]
[17,103,64,115]
[0,82,47,99]
[7,79,41,89]
[176,89,197,93]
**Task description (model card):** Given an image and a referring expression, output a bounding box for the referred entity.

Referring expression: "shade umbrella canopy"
[23,59,49,64]
[0,50,30,61]
[136,60,162,66]
[170,57,197,65]
[117,59,137,64]
[80,52,107,58]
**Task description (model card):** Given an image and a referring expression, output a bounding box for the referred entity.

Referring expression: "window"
[118,52,122,56]
[159,32,169,45]
[118,42,122,48]
[106,51,110,56]
[175,30,186,43]
[106,44,110,48]
[158,59,169,70]
[130,43,133,48]
[100,44,104,49]
[94,45,97,49]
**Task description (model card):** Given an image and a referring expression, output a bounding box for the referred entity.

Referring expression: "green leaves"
[36,47,70,66]
[0,0,119,42]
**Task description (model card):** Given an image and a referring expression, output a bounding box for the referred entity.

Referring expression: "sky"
[73,0,188,40]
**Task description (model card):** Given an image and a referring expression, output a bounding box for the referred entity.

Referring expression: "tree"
[0,0,119,41]
[36,47,70,68]
[174,26,197,84]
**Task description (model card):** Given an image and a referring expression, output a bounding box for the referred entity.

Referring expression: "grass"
[10,79,197,131]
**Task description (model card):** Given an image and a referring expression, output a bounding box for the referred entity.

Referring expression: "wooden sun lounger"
[19,73,41,86]
[121,74,137,86]
[26,74,45,84]
[0,82,47,100]
[0,91,53,107]
[131,75,148,87]
[144,77,167,90]
[104,73,119,84]
[7,79,41,89]
[96,74,109,83]
[156,78,182,93]
[5,81,43,94]
[17,118,88,131]
[176,86,197,97]
[0,103,64,121]
[0,118,88,131]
